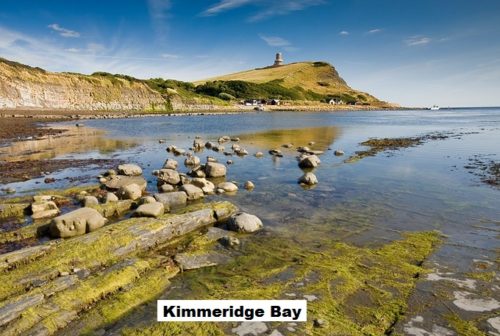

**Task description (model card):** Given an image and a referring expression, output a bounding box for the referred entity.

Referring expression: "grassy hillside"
[0,57,389,111]
[194,61,384,105]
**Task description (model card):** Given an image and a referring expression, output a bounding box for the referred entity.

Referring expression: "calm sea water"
[2,108,499,333]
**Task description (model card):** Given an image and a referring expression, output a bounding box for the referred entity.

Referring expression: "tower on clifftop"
[273,52,283,67]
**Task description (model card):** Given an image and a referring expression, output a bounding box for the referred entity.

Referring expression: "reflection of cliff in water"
[237,126,340,151]
[0,126,137,162]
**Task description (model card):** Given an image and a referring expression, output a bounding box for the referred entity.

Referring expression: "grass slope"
[195,61,382,104]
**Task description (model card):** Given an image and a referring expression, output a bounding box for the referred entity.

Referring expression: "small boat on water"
[430,105,440,110]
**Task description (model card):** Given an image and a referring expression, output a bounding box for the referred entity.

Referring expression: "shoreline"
[0,104,413,121]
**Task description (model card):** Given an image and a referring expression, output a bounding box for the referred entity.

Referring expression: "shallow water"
[2,108,499,334]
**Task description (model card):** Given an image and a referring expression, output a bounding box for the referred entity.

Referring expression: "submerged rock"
[174,251,231,271]
[50,208,108,238]
[134,202,165,218]
[334,149,345,156]
[117,164,142,176]
[244,181,255,190]
[228,212,263,233]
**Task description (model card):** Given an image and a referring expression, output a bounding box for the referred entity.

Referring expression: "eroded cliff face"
[0,59,168,111]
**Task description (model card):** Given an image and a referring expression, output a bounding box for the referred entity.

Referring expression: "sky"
[0,0,499,107]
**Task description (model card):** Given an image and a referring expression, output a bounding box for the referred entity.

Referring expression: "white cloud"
[367,28,382,34]
[203,0,253,16]
[259,34,291,47]
[202,0,325,21]
[339,31,349,36]
[48,23,80,38]
[405,36,431,46]
[161,53,179,59]
[65,48,80,53]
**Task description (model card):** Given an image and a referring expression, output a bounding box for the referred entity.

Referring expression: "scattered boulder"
[254,152,264,158]
[297,146,310,153]
[244,181,255,190]
[134,202,165,218]
[184,155,201,166]
[213,145,224,152]
[158,184,175,193]
[105,169,117,177]
[50,208,107,238]
[205,162,227,178]
[191,178,215,194]
[235,148,248,156]
[298,172,318,185]
[298,155,321,168]
[180,184,204,201]
[104,192,119,203]
[188,166,206,178]
[231,144,241,151]
[117,164,142,176]
[307,150,324,155]
[31,201,60,220]
[334,149,345,156]
[104,175,147,191]
[269,149,282,156]
[228,212,263,233]
[205,142,215,149]
[117,183,142,200]
[157,169,181,185]
[231,137,240,142]
[309,141,316,146]
[173,148,186,156]
[218,182,238,192]
[140,196,157,204]
[82,196,99,207]
[227,160,233,165]
[166,145,177,152]
[163,158,178,170]
[282,143,294,148]
[193,138,204,150]
[207,156,217,163]
[154,192,188,208]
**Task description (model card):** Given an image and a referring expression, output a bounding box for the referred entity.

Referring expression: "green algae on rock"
[119,231,441,336]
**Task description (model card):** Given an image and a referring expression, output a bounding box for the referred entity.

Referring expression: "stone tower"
[273,52,283,67]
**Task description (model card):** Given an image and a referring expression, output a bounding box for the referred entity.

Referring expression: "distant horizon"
[1,0,499,107]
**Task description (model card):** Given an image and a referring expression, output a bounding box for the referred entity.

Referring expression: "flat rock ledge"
[0,201,237,336]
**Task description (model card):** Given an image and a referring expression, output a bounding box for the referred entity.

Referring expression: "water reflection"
[0,126,137,162]
[237,126,340,151]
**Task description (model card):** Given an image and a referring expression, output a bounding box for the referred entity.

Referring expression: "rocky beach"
[0,108,498,335]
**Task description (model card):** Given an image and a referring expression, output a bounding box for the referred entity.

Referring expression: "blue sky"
[0,0,499,107]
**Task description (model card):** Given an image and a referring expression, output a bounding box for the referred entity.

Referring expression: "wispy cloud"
[367,28,382,34]
[161,53,179,59]
[48,23,80,38]
[202,0,325,21]
[405,35,432,46]
[339,30,349,36]
[147,0,172,42]
[203,0,253,16]
[259,34,290,47]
